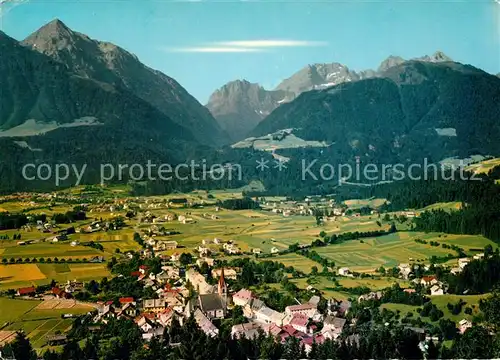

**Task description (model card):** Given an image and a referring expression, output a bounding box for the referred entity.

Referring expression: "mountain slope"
[206,80,293,142]
[207,51,454,141]
[251,61,500,164]
[22,19,227,145]
[0,30,205,191]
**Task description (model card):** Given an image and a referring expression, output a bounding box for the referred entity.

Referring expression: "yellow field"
[0,264,46,284]
[344,198,387,209]
[420,202,463,212]
[0,263,110,290]
[465,157,500,175]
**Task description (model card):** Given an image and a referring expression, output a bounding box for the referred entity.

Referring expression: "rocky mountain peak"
[378,55,406,72]
[417,50,452,63]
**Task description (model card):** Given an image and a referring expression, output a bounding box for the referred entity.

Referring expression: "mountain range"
[206,51,456,141]
[250,60,500,165]
[0,19,227,191]
[1,18,500,193]
[20,19,227,146]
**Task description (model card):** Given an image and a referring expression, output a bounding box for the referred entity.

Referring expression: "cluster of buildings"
[230,289,351,353]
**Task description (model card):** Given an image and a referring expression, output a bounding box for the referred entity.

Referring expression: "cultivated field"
[420,202,463,212]
[381,294,489,323]
[314,232,495,272]
[0,298,93,348]
[465,157,500,175]
[0,263,110,291]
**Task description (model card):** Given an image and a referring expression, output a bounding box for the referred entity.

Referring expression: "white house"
[458,258,470,270]
[430,284,444,296]
[337,267,351,276]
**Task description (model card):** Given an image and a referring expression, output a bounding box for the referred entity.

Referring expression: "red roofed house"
[420,276,438,287]
[119,297,135,305]
[139,265,149,275]
[52,287,72,299]
[17,286,36,297]
[289,314,310,334]
[131,271,142,277]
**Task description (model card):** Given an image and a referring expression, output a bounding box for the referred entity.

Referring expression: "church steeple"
[218,267,227,297]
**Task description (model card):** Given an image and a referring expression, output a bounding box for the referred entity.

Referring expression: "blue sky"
[1,0,499,103]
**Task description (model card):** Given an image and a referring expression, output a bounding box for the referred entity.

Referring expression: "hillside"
[22,19,227,145]
[206,51,455,141]
[251,61,500,165]
[0,30,204,191]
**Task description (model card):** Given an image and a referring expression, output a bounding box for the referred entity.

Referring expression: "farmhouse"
[17,286,36,297]
[458,258,470,270]
[430,285,444,296]
[337,267,351,276]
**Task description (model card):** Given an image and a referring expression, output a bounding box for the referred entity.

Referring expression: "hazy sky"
[1,0,499,103]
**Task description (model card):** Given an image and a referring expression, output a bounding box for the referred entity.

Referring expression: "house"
[231,322,281,339]
[198,246,211,256]
[308,295,321,307]
[473,253,485,260]
[288,313,310,333]
[171,252,181,262]
[254,306,284,325]
[196,257,215,267]
[161,265,180,280]
[186,269,213,294]
[420,275,438,287]
[96,304,116,322]
[193,309,219,337]
[459,319,473,334]
[232,322,265,339]
[164,241,178,250]
[398,263,412,279]
[223,243,241,255]
[458,258,471,270]
[119,297,135,305]
[322,315,346,335]
[139,265,149,274]
[118,302,138,318]
[52,287,71,299]
[358,291,383,303]
[430,284,444,296]
[212,268,237,280]
[252,248,262,254]
[285,303,317,318]
[337,267,351,276]
[328,300,352,317]
[143,299,167,313]
[163,291,185,313]
[46,335,67,346]
[232,288,255,307]
[270,247,280,254]
[136,316,156,333]
[17,286,36,297]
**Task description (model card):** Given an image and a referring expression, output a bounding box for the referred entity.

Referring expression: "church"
[197,267,228,319]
